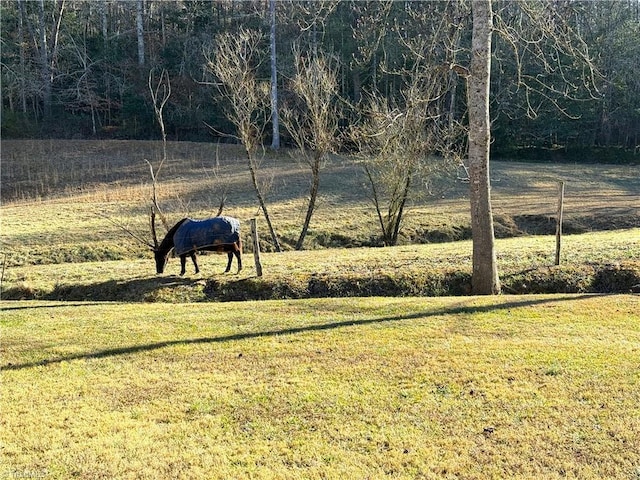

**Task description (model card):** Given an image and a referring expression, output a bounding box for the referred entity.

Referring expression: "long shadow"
[1,302,109,311]
[1,294,598,372]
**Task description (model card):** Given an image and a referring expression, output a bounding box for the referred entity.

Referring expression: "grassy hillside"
[2,295,639,479]
[2,140,638,249]
[1,140,639,299]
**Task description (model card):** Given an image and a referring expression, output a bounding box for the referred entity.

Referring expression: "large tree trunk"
[468,0,500,295]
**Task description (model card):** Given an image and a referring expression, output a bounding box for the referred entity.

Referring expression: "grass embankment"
[3,229,640,301]
[2,295,639,479]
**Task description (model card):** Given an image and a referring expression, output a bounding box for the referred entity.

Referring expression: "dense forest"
[1,0,639,159]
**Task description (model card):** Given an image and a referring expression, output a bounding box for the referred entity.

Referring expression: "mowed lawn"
[1,295,639,479]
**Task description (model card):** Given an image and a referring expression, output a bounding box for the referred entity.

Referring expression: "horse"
[154,216,242,275]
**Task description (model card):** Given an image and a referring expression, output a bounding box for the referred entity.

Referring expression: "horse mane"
[157,218,189,254]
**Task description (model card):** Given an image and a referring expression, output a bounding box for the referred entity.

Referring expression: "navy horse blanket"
[173,217,240,256]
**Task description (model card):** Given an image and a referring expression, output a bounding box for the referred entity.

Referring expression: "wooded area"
[2,0,639,158]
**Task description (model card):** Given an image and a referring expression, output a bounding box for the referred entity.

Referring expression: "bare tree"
[351,93,415,247]
[281,48,339,250]
[147,67,171,232]
[204,29,282,252]
[37,0,65,119]
[349,4,461,248]
[351,80,451,246]
[148,68,170,155]
[107,67,175,257]
[346,1,468,247]
[61,34,110,136]
[493,1,602,119]
[459,0,602,294]
[16,0,28,114]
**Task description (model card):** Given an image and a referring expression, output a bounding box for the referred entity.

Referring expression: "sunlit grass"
[2,140,639,478]
[2,295,639,478]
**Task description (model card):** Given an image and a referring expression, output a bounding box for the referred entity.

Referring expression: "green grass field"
[1,140,639,478]
[2,295,639,479]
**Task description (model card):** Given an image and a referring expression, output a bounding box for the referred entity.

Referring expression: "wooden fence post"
[555,181,565,266]
[250,218,263,277]
[0,252,6,298]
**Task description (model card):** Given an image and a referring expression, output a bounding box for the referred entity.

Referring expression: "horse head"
[154,248,169,274]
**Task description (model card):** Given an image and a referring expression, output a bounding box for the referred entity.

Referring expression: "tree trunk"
[136,0,145,66]
[99,0,108,46]
[390,172,412,246]
[246,150,282,252]
[295,154,321,250]
[468,0,500,295]
[17,0,27,114]
[269,0,280,150]
[35,0,65,119]
[38,0,51,118]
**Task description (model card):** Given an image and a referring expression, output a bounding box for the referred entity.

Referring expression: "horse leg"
[191,251,200,274]
[179,255,187,276]
[235,247,242,273]
[235,240,243,273]
[225,251,232,273]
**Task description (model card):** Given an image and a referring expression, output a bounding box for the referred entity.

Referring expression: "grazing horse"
[154,217,242,275]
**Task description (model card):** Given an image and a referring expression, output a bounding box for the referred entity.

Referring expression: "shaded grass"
[1,295,639,479]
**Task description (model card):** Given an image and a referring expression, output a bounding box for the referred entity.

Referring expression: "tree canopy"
[1,0,639,158]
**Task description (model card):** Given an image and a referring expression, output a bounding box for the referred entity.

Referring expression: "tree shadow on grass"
[1,294,599,371]
[1,302,108,311]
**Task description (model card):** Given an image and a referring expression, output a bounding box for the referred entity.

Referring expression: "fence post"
[555,181,565,266]
[250,218,263,277]
[0,253,6,298]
